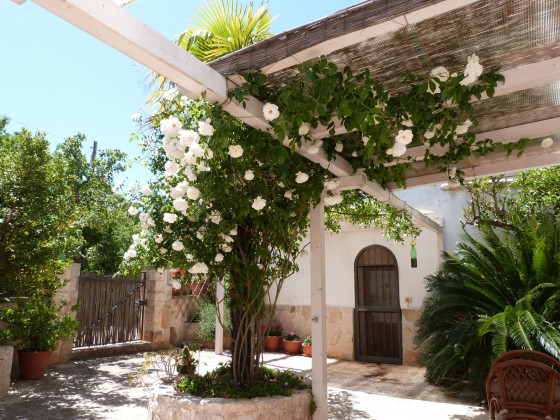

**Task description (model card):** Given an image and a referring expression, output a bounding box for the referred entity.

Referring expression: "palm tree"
[415,215,560,397]
[146,0,275,103]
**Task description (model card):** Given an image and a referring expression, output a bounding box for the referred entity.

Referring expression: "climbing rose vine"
[122,54,514,386]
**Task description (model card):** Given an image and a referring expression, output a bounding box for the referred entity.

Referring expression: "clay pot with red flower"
[302,334,312,357]
[261,324,282,352]
[283,331,301,355]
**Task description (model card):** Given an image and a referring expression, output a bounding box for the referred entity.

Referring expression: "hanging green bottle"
[410,241,417,268]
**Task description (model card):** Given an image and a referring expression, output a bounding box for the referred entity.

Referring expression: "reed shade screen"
[210,0,560,140]
[74,271,146,348]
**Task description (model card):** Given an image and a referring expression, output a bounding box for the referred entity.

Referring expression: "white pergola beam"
[390,141,560,190]
[384,117,560,165]
[261,0,481,76]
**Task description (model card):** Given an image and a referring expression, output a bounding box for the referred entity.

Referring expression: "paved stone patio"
[0,349,488,419]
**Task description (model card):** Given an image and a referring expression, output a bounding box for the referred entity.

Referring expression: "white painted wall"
[275,221,441,310]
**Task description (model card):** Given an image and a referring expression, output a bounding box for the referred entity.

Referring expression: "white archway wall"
[271,222,440,363]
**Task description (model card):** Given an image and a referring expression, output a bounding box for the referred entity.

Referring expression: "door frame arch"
[353,245,403,364]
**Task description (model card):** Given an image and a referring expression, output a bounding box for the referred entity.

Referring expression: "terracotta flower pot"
[18,350,53,380]
[283,339,301,355]
[302,344,312,357]
[264,336,281,352]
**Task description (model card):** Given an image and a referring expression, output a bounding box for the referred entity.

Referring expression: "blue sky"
[1,0,356,185]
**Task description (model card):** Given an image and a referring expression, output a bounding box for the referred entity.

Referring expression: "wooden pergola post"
[215,280,224,355]
[310,195,328,420]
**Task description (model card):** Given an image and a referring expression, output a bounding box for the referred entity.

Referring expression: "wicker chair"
[486,359,560,419]
[491,350,560,372]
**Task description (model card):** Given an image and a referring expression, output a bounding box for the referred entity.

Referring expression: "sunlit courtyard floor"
[0,349,488,419]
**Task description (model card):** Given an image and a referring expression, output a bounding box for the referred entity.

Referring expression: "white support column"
[310,195,328,420]
[215,281,224,355]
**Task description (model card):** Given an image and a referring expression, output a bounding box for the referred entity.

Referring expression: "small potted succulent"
[261,324,282,352]
[302,334,312,357]
[283,331,301,355]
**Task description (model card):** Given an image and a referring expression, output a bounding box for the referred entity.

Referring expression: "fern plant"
[415,215,560,396]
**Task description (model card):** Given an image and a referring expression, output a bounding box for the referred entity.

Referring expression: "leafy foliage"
[54,135,139,273]
[230,58,524,189]
[464,167,560,228]
[0,118,74,290]
[197,296,232,343]
[0,274,79,351]
[176,363,308,399]
[415,216,560,397]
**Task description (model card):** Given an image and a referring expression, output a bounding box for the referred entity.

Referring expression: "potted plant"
[171,269,189,296]
[0,287,79,380]
[302,334,312,357]
[261,324,282,352]
[283,331,301,355]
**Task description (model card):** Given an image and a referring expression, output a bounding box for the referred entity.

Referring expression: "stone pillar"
[0,345,13,397]
[51,261,81,365]
[143,266,172,349]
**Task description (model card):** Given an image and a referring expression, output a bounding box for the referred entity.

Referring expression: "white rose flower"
[182,151,197,166]
[324,194,343,206]
[307,140,322,155]
[298,122,311,136]
[163,88,178,101]
[132,234,140,243]
[189,142,204,158]
[178,129,200,148]
[351,151,358,157]
[141,222,150,230]
[222,244,232,253]
[244,170,254,181]
[189,262,209,274]
[295,172,309,183]
[165,226,173,233]
[139,212,148,223]
[228,144,244,158]
[215,253,224,262]
[455,119,472,135]
[148,218,156,227]
[427,80,441,94]
[229,228,237,236]
[130,113,142,122]
[128,206,138,216]
[449,166,457,178]
[395,129,413,145]
[335,142,343,153]
[196,232,204,240]
[300,250,309,257]
[170,186,185,200]
[173,198,188,212]
[205,147,214,159]
[284,190,293,200]
[252,196,267,211]
[277,182,285,188]
[164,160,181,176]
[401,118,414,127]
[155,235,163,244]
[424,130,436,140]
[172,240,184,251]
[160,116,182,138]
[363,136,370,146]
[184,167,197,182]
[224,235,234,243]
[198,121,215,136]
[159,248,167,254]
[257,263,263,269]
[541,137,554,148]
[163,212,178,223]
[171,280,182,290]
[263,103,280,121]
[325,180,340,190]
[186,186,200,200]
[209,211,222,224]
[390,142,407,157]
[430,66,449,82]
[141,184,153,196]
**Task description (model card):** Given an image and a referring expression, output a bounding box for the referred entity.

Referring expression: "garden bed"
[148,383,311,420]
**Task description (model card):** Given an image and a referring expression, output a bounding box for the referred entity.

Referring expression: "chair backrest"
[491,359,557,417]
[492,350,560,372]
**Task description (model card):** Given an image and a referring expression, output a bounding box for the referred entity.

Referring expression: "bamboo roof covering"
[209,0,560,188]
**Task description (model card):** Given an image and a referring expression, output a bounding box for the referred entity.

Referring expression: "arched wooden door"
[354,245,402,364]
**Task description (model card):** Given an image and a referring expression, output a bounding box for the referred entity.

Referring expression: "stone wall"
[148,383,312,420]
[273,304,422,365]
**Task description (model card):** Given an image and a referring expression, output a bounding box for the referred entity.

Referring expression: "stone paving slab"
[0,350,488,419]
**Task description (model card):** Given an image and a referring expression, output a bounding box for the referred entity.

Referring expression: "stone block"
[0,346,13,397]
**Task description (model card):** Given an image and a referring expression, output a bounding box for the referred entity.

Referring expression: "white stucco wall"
[275,221,441,310]
[396,185,475,254]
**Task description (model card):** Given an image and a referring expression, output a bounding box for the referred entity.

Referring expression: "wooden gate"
[74,271,146,348]
[354,245,402,364]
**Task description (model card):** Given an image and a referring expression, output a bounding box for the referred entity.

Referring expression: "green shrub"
[176,363,308,399]
[197,297,231,343]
